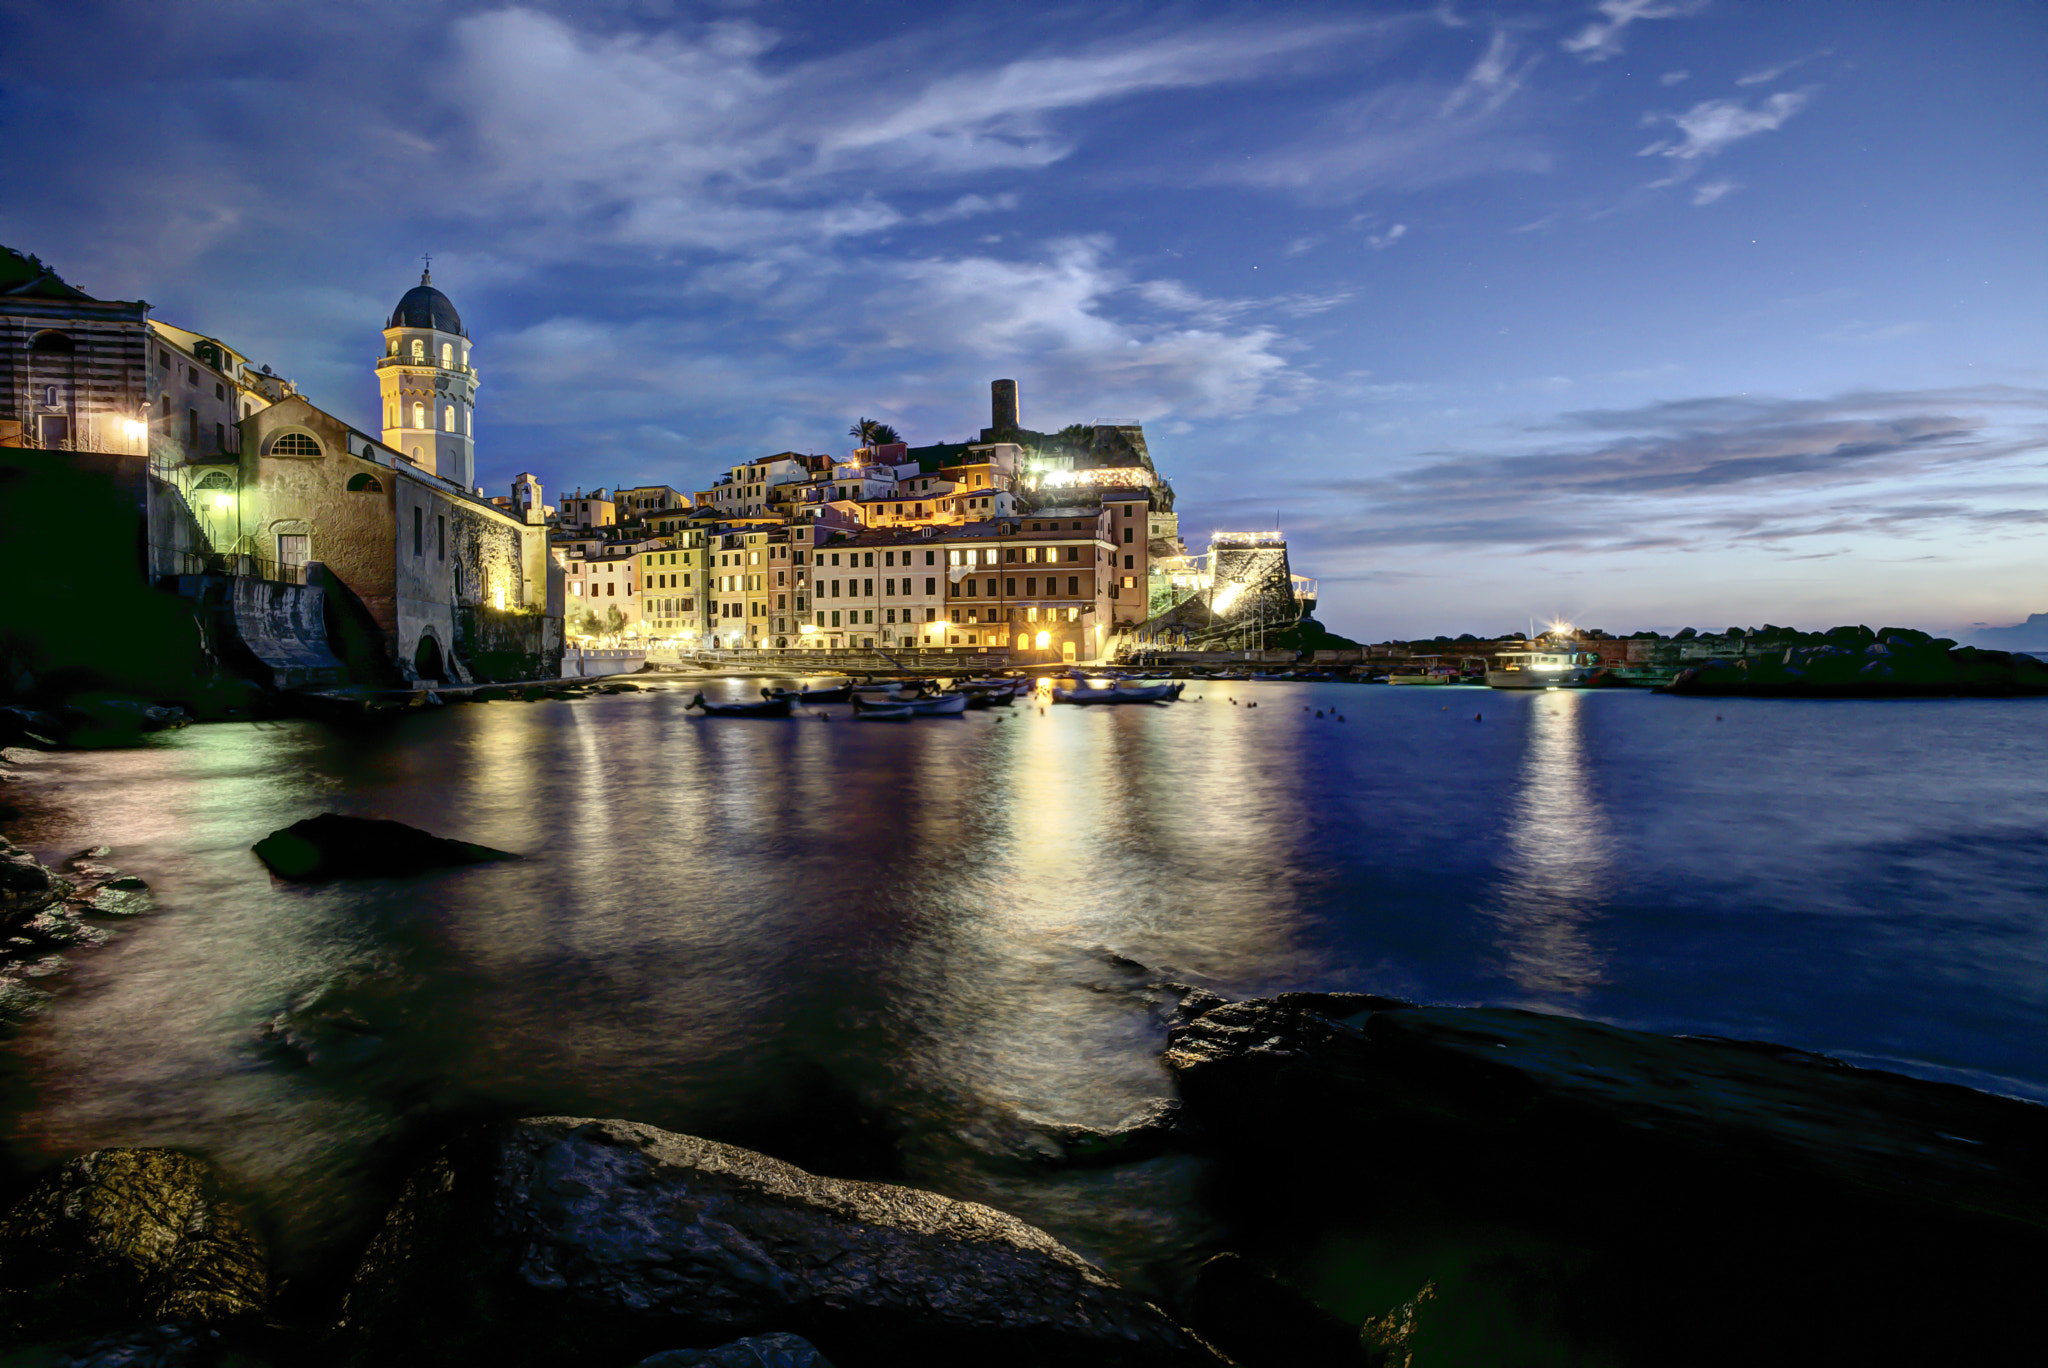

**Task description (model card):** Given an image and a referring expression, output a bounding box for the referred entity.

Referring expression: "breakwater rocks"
[1664,631,2048,697]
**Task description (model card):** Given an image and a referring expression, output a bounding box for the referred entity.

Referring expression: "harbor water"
[4,678,2045,1298]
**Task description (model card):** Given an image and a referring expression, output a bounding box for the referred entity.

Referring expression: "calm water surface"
[4,679,2045,1289]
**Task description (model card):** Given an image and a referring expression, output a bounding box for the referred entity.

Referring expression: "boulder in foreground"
[252,812,519,880]
[0,1148,267,1342]
[339,1116,1226,1368]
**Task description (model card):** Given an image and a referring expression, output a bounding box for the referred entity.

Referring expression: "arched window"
[388,339,398,355]
[346,473,384,493]
[464,409,472,436]
[41,385,57,406]
[440,342,453,368]
[410,339,425,362]
[442,405,454,432]
[29,330,75,354]
[412,402,425,429]
[193,471,233,491]
[272,432,321,456]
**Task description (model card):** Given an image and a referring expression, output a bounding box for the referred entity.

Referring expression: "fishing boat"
[1485,641,1600,690]
[686,693,794,717]
[852,703,915,721]
[904,692,969,716]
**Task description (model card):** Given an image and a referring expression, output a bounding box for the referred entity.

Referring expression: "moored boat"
[1485,641,1600,690]
[687,693,794,717]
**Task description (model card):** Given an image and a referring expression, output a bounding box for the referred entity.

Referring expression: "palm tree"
[848,417,902,453]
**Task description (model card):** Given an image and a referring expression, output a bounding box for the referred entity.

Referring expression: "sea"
[3,677,2045,1305]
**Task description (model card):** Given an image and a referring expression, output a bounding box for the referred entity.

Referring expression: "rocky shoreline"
[1662,633,2048,698]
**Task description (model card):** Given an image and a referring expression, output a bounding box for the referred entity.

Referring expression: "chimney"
[991,378,1019,432]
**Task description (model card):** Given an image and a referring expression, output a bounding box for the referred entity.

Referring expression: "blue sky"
[5,0,2044,641]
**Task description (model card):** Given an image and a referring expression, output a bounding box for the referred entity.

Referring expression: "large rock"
[0,1149,268,1341]
[1162,994,2048,1365]
[634,1333,835,1367]
[251,813,519,880]
[339,1117,1226,1368]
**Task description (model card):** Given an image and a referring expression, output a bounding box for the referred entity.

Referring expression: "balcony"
[374,356,478,378]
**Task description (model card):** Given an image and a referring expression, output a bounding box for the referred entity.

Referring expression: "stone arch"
[346,473,384,493]
[268,431,322,457]
[28,330,75,354]
[413,631,447,682]
[192,470,233,491]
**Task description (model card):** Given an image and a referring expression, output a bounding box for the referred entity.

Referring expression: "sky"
[4,0,2045,643]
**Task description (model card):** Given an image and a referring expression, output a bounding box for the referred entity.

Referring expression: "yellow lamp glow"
[122,419,147,440]
[492,586,505,610]
[212,493,233,511]
[1034,630,1051,649]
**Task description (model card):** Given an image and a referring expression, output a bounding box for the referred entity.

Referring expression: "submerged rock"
[339,1116,1227,1368]
[252,813,519,880]
[0,1149,268,1342]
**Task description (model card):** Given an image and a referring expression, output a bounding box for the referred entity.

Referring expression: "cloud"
[1292,387,2048,555]
[1692,179,1738,205]
[1561,1,1706,63]
[1737,52,1827,85]
[1642,91,1812,162]
[1660,69,1691,86]
[1368,224,1409,249]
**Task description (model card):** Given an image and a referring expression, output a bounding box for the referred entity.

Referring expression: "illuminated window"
[443,406,454,432]
[440,342,453,368]
[412,402,425,429]
[411,339,425,362]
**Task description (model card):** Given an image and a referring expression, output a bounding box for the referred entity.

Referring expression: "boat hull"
[1484,668,1596,690]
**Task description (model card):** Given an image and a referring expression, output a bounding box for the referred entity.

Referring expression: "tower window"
[443,406,454,432]
[410,339,425,362]
[412,402,425,429]
[440,342,453,368]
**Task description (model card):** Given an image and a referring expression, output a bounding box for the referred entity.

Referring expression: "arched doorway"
[414,633,446,682]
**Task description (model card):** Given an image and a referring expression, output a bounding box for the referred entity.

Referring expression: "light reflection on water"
[4,680,2047,1285]
[1486,689,1613,997]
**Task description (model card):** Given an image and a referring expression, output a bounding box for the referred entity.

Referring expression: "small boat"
[762,683,855,705]
[1051,682,1183,705]
[687,693,793,717]
[852,703,915,721]
[905,692,969,716]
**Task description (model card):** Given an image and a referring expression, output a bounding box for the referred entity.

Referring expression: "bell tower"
[379,260,479,490]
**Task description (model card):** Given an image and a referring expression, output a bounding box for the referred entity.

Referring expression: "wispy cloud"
[1641,90,1813,162]
[1660,69,1691,86]
[1737,51,1827,85]
[1368,224,1409,249]
[1294,387,2048,554]
[1692,179,1738,205]
[1561,0,1706,63]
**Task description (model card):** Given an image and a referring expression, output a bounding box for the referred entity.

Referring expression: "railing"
[158,548,308,585]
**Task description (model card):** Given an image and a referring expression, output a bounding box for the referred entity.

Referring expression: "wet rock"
[252,813,520,881]
[58,695,192,748]
[1030,1100,1187,1167]
[81,877,154,918]
[339,1116,1228,1368]
[1162,995,2048,1366]
[259,983,388,1071]
[1186,1253,1372,1367]
[0,1149,268,1342]
[633,1333,835,1367]
[0,974,56,1027]
[17,906,111,948]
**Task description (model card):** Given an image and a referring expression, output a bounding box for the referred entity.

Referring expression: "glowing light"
[122,419,147,440]
[212,493,233,511]
[492,585,506,610]
[1034,630,1050,649]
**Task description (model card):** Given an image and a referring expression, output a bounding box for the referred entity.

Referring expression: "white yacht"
[1485,640,1601,690]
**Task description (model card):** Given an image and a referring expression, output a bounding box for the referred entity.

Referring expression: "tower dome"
[386,268,467,337]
